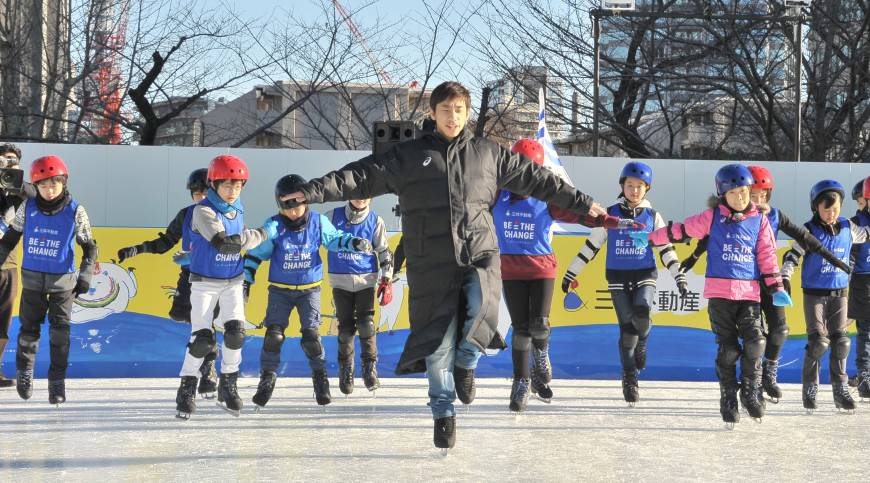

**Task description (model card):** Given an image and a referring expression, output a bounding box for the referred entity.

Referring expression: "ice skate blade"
[723,422,735,430]
[438,448,449,457]
[200,392,215,400]
[626,401,637,408]
[805,408,815,415]
[216,402,241,417]
[766,397,779,404]
[254,405,265,413]
[175,411,191,421]
[752,417,762,423]
[532,394,552,404]
[836,407,856,415]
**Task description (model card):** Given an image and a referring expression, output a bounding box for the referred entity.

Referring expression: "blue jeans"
[425,269,483,419]
[261,285,324,372]
[856,319,870,373]
[610,284,655,372]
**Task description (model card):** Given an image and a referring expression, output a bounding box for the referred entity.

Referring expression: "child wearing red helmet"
[0,155,98,406]
[174,154,276,419]
[679,165,849,403]
[498,139,640,412]
[646,164,790,428]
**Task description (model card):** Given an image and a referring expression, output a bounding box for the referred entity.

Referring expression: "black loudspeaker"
[373,121,417,156]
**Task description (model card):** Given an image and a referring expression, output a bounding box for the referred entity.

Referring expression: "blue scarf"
[207,188,244,215]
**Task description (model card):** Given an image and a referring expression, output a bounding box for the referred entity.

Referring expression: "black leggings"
[0,269,17,340]
[503,278,555,379]
[333,287,377,362]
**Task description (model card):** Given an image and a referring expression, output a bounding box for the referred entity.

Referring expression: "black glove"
[561,271,579,293]
[243,280,251,303]
[73,278,90,297]
[352,237,373,253]
[117,244,142,263]
[782,277,791,296]
[675,273,688,297]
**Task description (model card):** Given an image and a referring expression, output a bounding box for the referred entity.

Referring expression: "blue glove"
[772,290,793,307]
[172,251,190,266]
[262,218,279,240]
[628,231,649,249]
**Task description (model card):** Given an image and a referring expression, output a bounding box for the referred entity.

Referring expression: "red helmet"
[748,165,774,190]
[511,139,545,166]
[30,155,69,183]
[864,176,870,200]
[207,155,248,183]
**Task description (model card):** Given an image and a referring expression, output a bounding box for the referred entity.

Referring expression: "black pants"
[503,279,555,379]
[17,288,74,381]
[708,298,766,387]
[0,269,17,340]
[333,287,377,363]
[760,291,788,361]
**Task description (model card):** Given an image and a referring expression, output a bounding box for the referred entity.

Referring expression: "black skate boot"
[858,371,870,401]
[312,369,332,406]
[363,359,380,392]
[252,371,277,411]
[453,366,475,405]
[217,371,243,416]
[832,383,856,413]
[16,369,33,400]
[635,337,648,371]
[509,378,530,413]
[338,360,354,395]
[531,346,553,384]
[762,359,782,403]
[175,376,197,420]
[802,383,818,414]
[739,378,765,422]
[0,373,13,388]
[719,384,740,429]
[622,371,639,407]
[197,358,217,399]
[530,370,553,403]
[434,416,456,452]
[48,379,66,406]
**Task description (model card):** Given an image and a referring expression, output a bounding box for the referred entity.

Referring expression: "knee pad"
[263,325,285,353]
[188,329,216,358]
[620,331,639,350]
[529,317,550,341]
[830,332,851,360]
[742,333,766,360]
[766,322,789,348]
[223,320,245,350]
[355,314,375,339]
[631,306,651,335]
[48,325,70,346]
[511,331,532,352]
[338,329,355,345]
[18,332,40,351]
[806,334,830,360]
[716,340,741,366]
[300,328,323,359]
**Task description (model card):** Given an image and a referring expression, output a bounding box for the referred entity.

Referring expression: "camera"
[372,120,417,157]
[0,167,24,192]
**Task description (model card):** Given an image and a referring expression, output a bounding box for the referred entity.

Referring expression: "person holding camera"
[0,143,35,388]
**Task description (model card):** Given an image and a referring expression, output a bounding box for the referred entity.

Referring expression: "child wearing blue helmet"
[562,161,684,406]
[849,177,870,401]
[645,164,791,428]
[782,180,870,413]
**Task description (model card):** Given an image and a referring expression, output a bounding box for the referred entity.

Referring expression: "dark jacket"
[299,128,594,374]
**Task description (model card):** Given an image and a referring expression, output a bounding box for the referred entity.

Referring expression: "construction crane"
[331,0,393,85]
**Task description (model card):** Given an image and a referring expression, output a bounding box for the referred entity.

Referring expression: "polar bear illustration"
[71,262,138,323]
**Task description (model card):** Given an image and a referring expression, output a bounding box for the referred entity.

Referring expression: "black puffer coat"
[299,128,594,374]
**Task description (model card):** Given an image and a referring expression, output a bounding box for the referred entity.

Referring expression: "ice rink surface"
[0,377,867,482]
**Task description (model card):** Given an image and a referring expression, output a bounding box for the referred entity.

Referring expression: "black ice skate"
[0,374,14,388]
[635,338,648,371]
[762,359,782,403]
[802,383,818,415]
[453,366,475,405]
[531,347,552,384]
[217,371,243,416]
[832,383,856,414]
[198,358,217,399]
[530,370,553,403]
[312,369,332,406]
[16,369,33,400]
[362,359,380,392]
[252,371,277,411]
[338,360,354,396]
[48,379,66,406]
[857,371,870,401]
[175,376,198,420]
[434,416,456,453]
[509,378,530,413]
[622,371,639,407]
[719,384,740,429]
[739,378,765,422]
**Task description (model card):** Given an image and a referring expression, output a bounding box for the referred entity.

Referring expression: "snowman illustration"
[71,262,138,323]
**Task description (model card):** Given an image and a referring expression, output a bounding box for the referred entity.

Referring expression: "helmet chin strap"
[720,197,750,222]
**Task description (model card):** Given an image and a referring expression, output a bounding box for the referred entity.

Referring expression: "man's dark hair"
[0,143,21,159]
[429,81,472,112]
